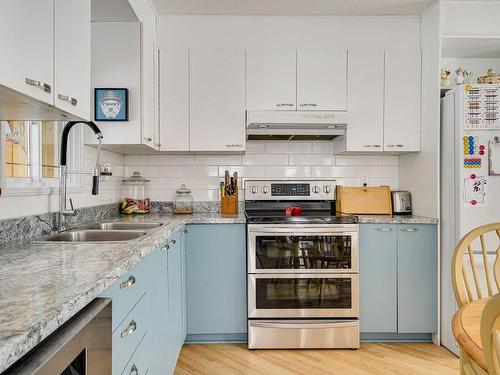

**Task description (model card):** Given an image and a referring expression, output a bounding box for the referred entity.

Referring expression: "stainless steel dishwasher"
[5,298,112,375]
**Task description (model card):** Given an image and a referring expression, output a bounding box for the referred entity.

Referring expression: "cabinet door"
[186,224,247,337]
[246,50,296,110]
[54,0,91,119]
[346,50,384,152]
[297,50,347,110]
[159,50,189,151]
[359,224,397,333]
[180,228,188,342]
[397,224,438,333]
[166,231,183,371]
[190,50,246,151]
[0,0,54,104]
[384,50,421,152]
[147,249,169,374]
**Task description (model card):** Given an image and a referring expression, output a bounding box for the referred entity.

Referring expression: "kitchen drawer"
[121,332,150,375]
[113,292,150,375]
[101,258,150,332]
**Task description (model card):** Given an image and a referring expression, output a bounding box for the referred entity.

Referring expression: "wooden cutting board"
[336,186,392,215]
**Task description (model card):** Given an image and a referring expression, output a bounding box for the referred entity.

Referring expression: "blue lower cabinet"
[185,224,247,342]
[359,223,438,338]
[359,224,397,333]
[397,224,438,333]
[121,332,149,375]
[166,231,183,373]
[180,228,188,342]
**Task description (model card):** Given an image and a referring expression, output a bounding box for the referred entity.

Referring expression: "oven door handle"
[248,227,356,235]
[250,320,358,329]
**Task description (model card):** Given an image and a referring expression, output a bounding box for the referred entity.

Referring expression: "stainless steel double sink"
[44,221,164,243]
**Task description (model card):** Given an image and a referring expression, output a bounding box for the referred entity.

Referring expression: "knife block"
[221,194,238,215]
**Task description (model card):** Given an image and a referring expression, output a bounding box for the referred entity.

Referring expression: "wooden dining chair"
[452,223,500,375]
[452,223,500,308]
[481,293,500,375]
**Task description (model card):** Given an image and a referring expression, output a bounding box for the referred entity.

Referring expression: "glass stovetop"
[245,211,358,225]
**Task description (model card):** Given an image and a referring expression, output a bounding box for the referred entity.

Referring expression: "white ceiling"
[150,0,435,16]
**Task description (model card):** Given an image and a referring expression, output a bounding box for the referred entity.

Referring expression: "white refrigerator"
[441,84,500,354]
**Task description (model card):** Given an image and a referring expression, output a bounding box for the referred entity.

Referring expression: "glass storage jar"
[120,172,151,214]
[173,184,193,214]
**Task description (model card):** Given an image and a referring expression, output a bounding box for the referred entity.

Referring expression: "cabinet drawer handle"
[170,239,176,245]
[396,144,405,148]
[120,275,136,289]
[225,144,243,148]
[276,103,294,107]
[155,143,161,148]
[161,244,170,252]
[400,228,418,232]
[299,103,318,107]
[363,144,382,148]
[25,78,51,93]
[374,227,392,231]
[130,364,138,375]
[58,94,78,106]
[386,144,395,148]
[121,320,137,338]
[144,137,152,142]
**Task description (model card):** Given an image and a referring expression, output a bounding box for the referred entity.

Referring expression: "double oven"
[245,180,359,349]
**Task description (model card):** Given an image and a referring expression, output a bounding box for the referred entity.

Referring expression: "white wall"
[441,0,500,37]
[0,144,123,220]
[398,3,440,217]
[157,15,420,50]
[123,140,398,202]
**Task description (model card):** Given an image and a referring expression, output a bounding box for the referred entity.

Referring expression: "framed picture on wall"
[94,88,128,121]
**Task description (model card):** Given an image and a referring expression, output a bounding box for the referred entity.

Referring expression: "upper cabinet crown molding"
[0,0,91,120]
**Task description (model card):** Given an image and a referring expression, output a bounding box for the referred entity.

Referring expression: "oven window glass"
[61,348,86,375]
[255,235,352,270]
[255,277,352,309]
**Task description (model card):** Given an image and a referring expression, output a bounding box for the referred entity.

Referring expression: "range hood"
[246,111,347,141]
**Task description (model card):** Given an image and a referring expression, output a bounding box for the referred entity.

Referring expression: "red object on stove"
[285,207,303,216]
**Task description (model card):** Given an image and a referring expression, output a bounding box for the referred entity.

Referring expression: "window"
[1,121,80,189]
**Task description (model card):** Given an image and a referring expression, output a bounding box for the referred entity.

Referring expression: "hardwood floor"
[174,343,459,375]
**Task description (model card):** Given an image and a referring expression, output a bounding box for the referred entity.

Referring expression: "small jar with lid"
[120,172,151,214]
[173,184,194,214]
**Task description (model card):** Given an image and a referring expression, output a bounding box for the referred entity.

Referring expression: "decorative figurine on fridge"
[477,68,500,84]
[455,67,472,85]
[441,67,451,86]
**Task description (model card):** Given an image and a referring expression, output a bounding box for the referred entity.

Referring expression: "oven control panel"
[245,180,336,201]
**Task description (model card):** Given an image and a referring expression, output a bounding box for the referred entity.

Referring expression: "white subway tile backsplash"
[336,155,383,166]
[265,141,312,154]
[171,166,218,177]
[119,140,400,202]
[217,166,262,178]
[264,166,311,178]
[195,155,242,165]
[149,154,196,166]
[312,142,334,154]
[245,141,266,153]
[312,166,359,178]
[124,155,148,166]
[289,154,335,166]
[242,153,288,166]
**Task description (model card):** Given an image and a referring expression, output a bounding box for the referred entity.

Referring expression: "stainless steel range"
[245,180,359,349]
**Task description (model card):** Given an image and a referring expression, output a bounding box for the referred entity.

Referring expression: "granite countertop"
[357,215,438,224]
[0,212,245,373]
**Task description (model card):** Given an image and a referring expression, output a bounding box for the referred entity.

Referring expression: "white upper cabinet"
[0,0,54,105]
[54,0,91,119]
[190,50,246,151]
[384,50,421,152]
[345,50,385,152]
[246,50,297,111]
[297,50,347,110]
[159,50,189,151]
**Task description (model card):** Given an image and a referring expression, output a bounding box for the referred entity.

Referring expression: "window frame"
[1,121,81,190]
